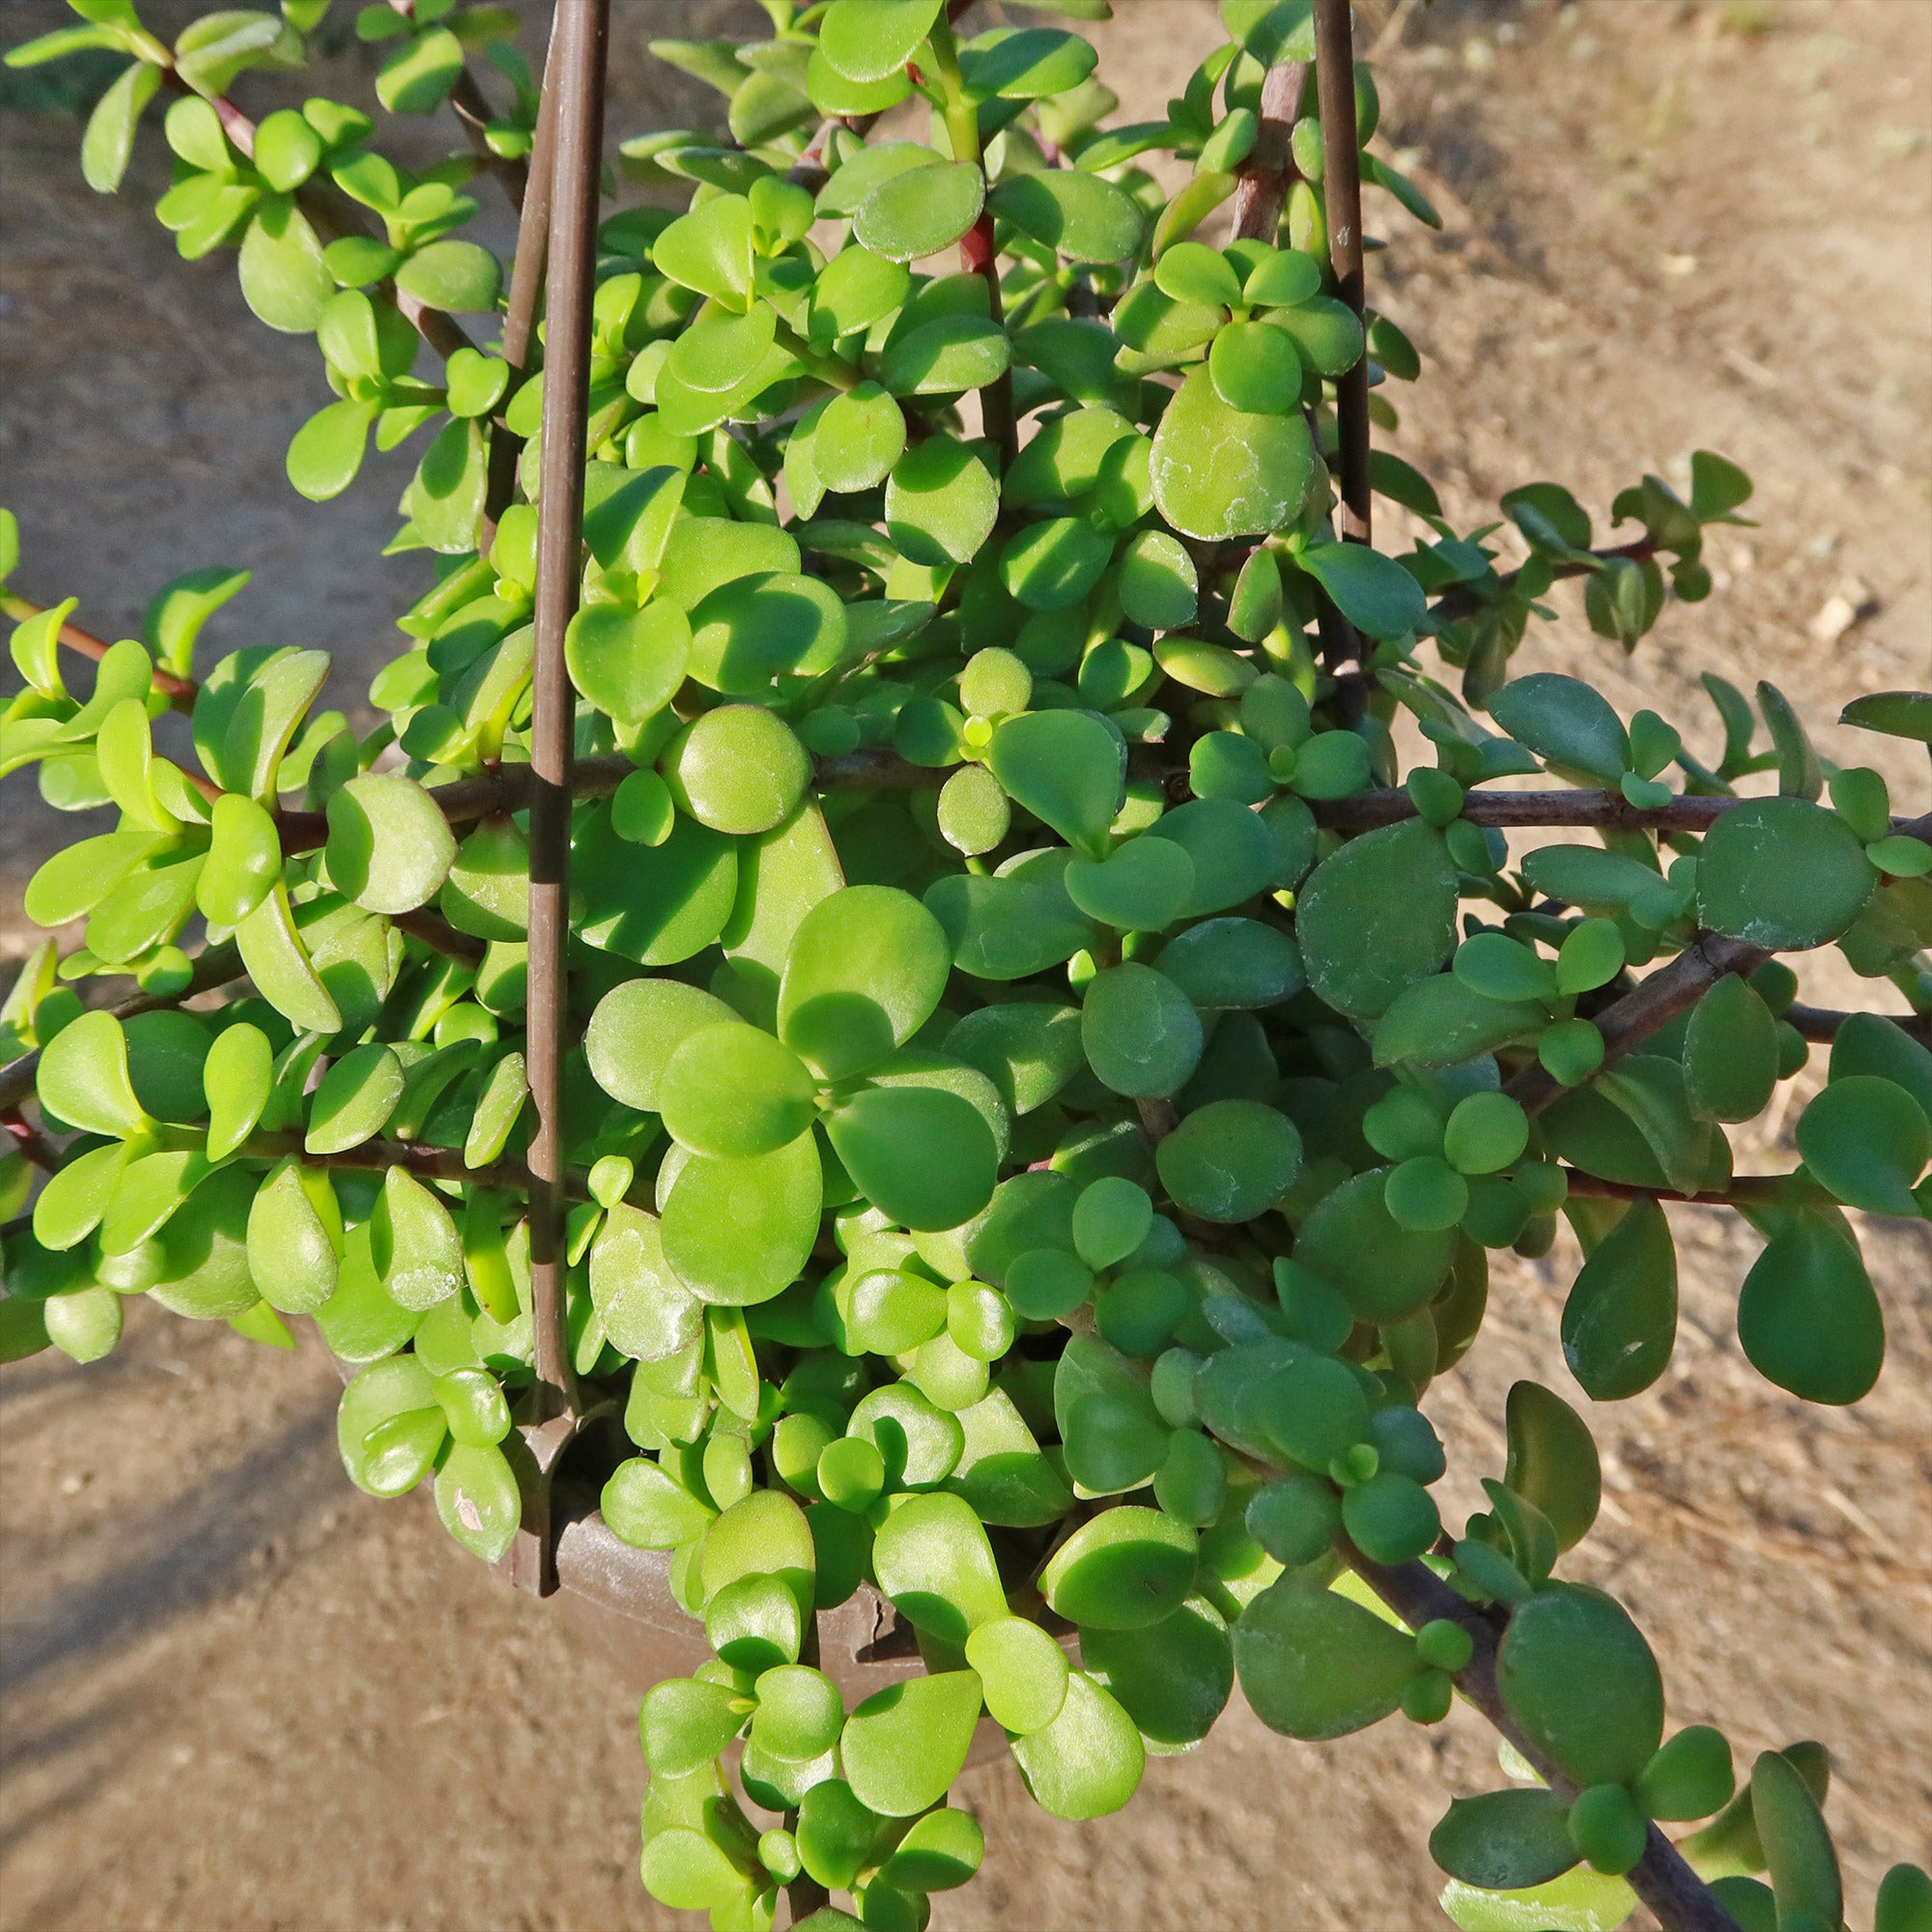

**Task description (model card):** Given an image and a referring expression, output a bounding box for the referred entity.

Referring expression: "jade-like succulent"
[3,2,1928,1929]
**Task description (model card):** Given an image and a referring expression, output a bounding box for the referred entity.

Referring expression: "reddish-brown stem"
[1506,930,1767,1118]
[1231,60,1306,242]
[450,69,530,207]
[486,14,562,526]
[65,614,195,700]
[230,1134,660,1213]
[1315,786,1924,843]
[1314,786,1740,834]
[525,0,609,1423]
[1783,1001,1931,1047]
[242,1130,544,1197]
[960,212,1016,469]
[389,905,487,964]
[1313,0,1371,551]
[1,594,198,709]
[273,747,924,852]
[784,1868,833,1926]
[786,112,878,195]
[3,1109,60,1174]
[1559,1167,1817,1209]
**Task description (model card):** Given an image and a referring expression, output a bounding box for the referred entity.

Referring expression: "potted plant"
[2,2,1928,1928]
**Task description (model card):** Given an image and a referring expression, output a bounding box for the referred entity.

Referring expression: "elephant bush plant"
[3,2,1929,1929]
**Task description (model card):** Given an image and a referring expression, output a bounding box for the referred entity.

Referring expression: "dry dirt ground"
[1,2,1928,1928]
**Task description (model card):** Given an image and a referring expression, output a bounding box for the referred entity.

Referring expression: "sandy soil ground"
[1,2,1927,1928]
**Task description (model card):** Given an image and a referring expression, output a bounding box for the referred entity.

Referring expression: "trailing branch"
[1784,1001,1932,1047]
[390,905,487,963]
[0,591,198,710]
[272,748,1931,855]
[273,747,931,851]
[1506,930,1766,1118]
[1560,1168,1807,1210]
[0,940,241,1117]
[150,67,476,365]
[242,1129,534,1195]
[1316,785,1735,835]
[1562,1165,1928,1217]
[1346,1548,1744,1932]
[231,1129,643,1206]
[1431,538,1660,627]
[15,756,1913,1137]
[1052,1303,1745,1932]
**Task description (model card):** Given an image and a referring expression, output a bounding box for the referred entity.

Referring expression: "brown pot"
[325,1338,1029,1769]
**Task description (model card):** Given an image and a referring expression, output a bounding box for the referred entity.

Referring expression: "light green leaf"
[37,1009,147,1139]
[81,60,163,195]
[565,600,690,726]
[288,397,379,500]
[376,24,465,114]
[659,1022,819,1159]
[395,239,501,313]
[778,885,952,1082]
[886,436,1000,567]
[236,882,341,1034]
[987,710,1123,858]
[989,168,1144,264]
[1696,798,1877,950]
[661,1129,822,1306]
[573,809,737,965]
[818,0,945,86]
[1009,1670,1145,1819]
[372,1166,465,1312]
[1297,819,1458,1020]
[1150,367,1319,541]
[238,195,331,332]
[826,1084,999,1231]
[324,773,458,915]
[652,193,755,308]
[839,1670,982,1818]
[246,1158,341,1313]
[1295,541,1428,640]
